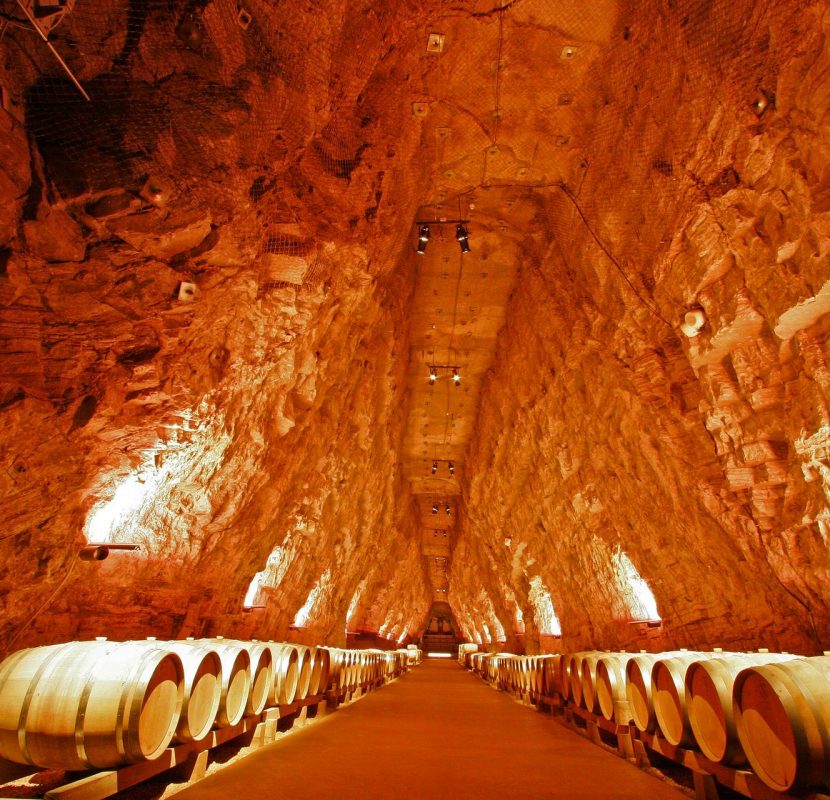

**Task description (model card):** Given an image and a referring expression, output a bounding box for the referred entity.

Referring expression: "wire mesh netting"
[0,0,813,630]
[0,0,802,288]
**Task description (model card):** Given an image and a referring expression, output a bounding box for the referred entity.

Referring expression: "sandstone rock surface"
[0,0,828,659]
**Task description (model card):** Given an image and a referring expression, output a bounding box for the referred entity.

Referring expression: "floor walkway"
[178,659,685,799]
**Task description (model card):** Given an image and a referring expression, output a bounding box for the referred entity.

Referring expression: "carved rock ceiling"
[1,0,829,656]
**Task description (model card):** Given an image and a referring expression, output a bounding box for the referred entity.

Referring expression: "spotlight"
[445,504,451,515]
[432,461,438,475]
[417,225,430,254]
[456,224,470,254]
[432,503,439,515]
[452,368,461,386]
[449,462,455,475]
[429,367,437,384]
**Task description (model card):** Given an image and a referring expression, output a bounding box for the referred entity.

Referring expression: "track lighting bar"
[429,498,453,517]
[414,220,472,254]
[427,365,462,386]
[429,459,456,476]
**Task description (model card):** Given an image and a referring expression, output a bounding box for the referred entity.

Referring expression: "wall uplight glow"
[83,402,232,553]
[293,569,331,627]
[85,474,151,543]
[529,576,562,635]
[244,571,265,608]
[612,548,660,621]
[346,579,367,625]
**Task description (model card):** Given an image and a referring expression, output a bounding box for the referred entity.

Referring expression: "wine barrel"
[580,653,609,713]
[506,656,518,691]
[626,653,669,732]
[294,645,312,700]
[240,641,273,714]
[396,649,410,675]
[516,657,526,692]
[311,646,331,695]
[559,653,576,700]
[541,655,562,697]
[0,640,183,770]
[367,651,379,683]
[734,656,830,793]
[562,651,599,703]
[266,643,299,706]
[526,657,537,693]
[596,653,638,723]
[686,653,796,764]
[344,651,358,689]
[326,648,347,689]
[570,651,602,707]
[653,653,723,746]
[210,639,271,715]
[207,640,251,727]
[159,639,221,742]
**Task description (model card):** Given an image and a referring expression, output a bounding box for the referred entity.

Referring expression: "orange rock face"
[0,0,829,656]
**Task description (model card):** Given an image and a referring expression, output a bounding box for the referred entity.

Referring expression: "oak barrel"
[580,653,609,713]
[541,655,562,697]
[652,653,722,746]
[167,641,221,742]
[0,640,183,770]
[144,638,221,743]
[206,640,251,727]
[312,646,331,694]
[686,653,795,764]
[294,645,312,699]
[626,652,682,732]
[237,641,273,714]
[570,651,602,706]
[267,643,299,706]
[734,656,830,793]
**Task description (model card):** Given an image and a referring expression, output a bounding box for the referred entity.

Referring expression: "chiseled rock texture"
[1,0,830,658]
[451,0,830,654]
[0,0,434,653]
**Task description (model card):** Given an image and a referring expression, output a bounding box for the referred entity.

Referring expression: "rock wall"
[0,0,435,654]
[3,0,830,658]
[450,0,830,655]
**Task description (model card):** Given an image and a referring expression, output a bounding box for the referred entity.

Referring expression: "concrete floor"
[178,659,686,799]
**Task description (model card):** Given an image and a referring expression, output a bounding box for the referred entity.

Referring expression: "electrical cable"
[554,182,674,328]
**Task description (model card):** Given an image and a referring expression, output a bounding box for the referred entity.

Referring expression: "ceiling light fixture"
[449,462,455,475]
[429,367,437,384]
[445,504,451,515]
[417,225,431,255]
[456,224,471,254]
[432,503,439,515]
[452,368,461,386]
[432,461,438,475]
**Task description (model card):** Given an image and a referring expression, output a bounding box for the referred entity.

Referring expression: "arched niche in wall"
[611,547,660,622]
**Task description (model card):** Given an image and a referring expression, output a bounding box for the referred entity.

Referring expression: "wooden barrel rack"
[467,661,830,800]
[0,664,412,800]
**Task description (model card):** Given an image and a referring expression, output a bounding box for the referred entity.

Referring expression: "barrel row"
[466,648,830,795]
[466,651,562,698]
[0,638,414,772]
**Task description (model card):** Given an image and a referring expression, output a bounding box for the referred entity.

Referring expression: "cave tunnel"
[0,0,828,797]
